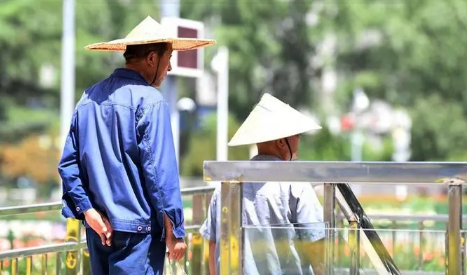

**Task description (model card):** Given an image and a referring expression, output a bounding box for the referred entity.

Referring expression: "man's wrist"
[83,207,96,217]
[83,208,91,215]
[166,235,184,242]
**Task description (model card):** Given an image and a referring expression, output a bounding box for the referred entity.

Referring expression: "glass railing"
[337,228,446,274]
[243,224,448,275]
[243,222,328,275]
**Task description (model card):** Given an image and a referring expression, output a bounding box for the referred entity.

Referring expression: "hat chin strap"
[285,138,293,161]
[150,58,161,86]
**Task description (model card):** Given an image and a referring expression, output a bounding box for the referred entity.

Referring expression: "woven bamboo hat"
[84,16,216,52]
[228,93,322,146]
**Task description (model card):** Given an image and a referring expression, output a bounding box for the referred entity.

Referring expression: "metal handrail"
[0,186,214,275]
[203,160,467,184]
[204,160,466,275]
[0,242,86,260]
[0,202,62,216]
[0,186,213,264]
[1,175,465,274]
[367,213,467,222]
[1,198,465,223]
[0,186,216,217]
[0,225,204,261]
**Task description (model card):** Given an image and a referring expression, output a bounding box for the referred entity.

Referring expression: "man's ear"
[147,51,156,67]
[276,139,286,148]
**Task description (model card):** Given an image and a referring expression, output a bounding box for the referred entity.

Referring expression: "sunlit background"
[1,0,467,274]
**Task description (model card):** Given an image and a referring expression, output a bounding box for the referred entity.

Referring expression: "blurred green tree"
[0,0,161,142]
[181,0,321,121]
[181,113,249,177]
[325,0,467,160]
[1,0,467,186]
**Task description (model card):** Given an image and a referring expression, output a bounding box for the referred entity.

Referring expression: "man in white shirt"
[200,93,326,275]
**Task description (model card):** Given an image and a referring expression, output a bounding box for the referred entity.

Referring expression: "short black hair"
[123,43,170,63]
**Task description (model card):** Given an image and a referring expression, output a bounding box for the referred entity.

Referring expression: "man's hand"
[166,237,187,261]
[84,208,113,246]
[163,213,186,261]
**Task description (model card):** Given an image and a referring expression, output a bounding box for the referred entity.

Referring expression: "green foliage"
[0,0,61,100]
[299,126,393,161]
[328,1,467,160]
[410,95,467,161]
[0,106,58,142]
[0,1,165,184]
[74,0,161,97]
[2,0,467,186]
[181,113,249,177]
[182,0,320,121]
[299,127,350,161]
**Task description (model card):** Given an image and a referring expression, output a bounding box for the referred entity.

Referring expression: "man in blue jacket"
[58,16,215,275]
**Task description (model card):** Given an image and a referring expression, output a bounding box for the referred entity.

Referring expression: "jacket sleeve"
[136,100,185,240]
[58,113,92,220]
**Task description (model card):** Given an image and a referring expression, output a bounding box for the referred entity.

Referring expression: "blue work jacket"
[58,68,184,240]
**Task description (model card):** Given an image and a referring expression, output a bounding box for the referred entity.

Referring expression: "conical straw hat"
[84,16,216,52]
[228,94,322,146]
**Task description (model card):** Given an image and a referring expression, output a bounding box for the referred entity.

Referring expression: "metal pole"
[191,194,204,274]
[65,219,80,275]
[214,47,229,161]
[60,0,75,148]
[160,0,180,164]
[219,181,242,275]
[447,180,463,275]
[348,215,360,275]
[323,183,336,275]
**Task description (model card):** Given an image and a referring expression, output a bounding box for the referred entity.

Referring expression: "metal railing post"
[324,183,336,275]
[219,181,242,275]
[418,221,424,270]
[191,193,205,275]
[336,211,345,269]
[204,193,213,272]
[349,215,360,275]
[65,219,81,275]
[447,180,463,275]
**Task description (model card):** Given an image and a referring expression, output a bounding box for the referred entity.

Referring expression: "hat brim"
[227,125,322,147]
[84,38,216,52]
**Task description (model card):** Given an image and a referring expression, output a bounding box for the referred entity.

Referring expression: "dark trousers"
[86,228,166,275]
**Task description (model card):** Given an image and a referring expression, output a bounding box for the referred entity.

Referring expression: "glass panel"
[243,224,447,274]
[369,228,445,273]
[243,222,336,275]
[337,227,446,274]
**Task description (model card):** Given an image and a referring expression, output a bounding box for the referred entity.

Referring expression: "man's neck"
[125,64,151,84]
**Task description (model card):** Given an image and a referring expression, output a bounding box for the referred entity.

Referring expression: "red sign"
[161,17,206,78]
[177,27,198,70]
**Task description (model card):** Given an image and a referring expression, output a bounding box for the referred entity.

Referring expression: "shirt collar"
[251,154,283,161]
[111,68,149,85]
